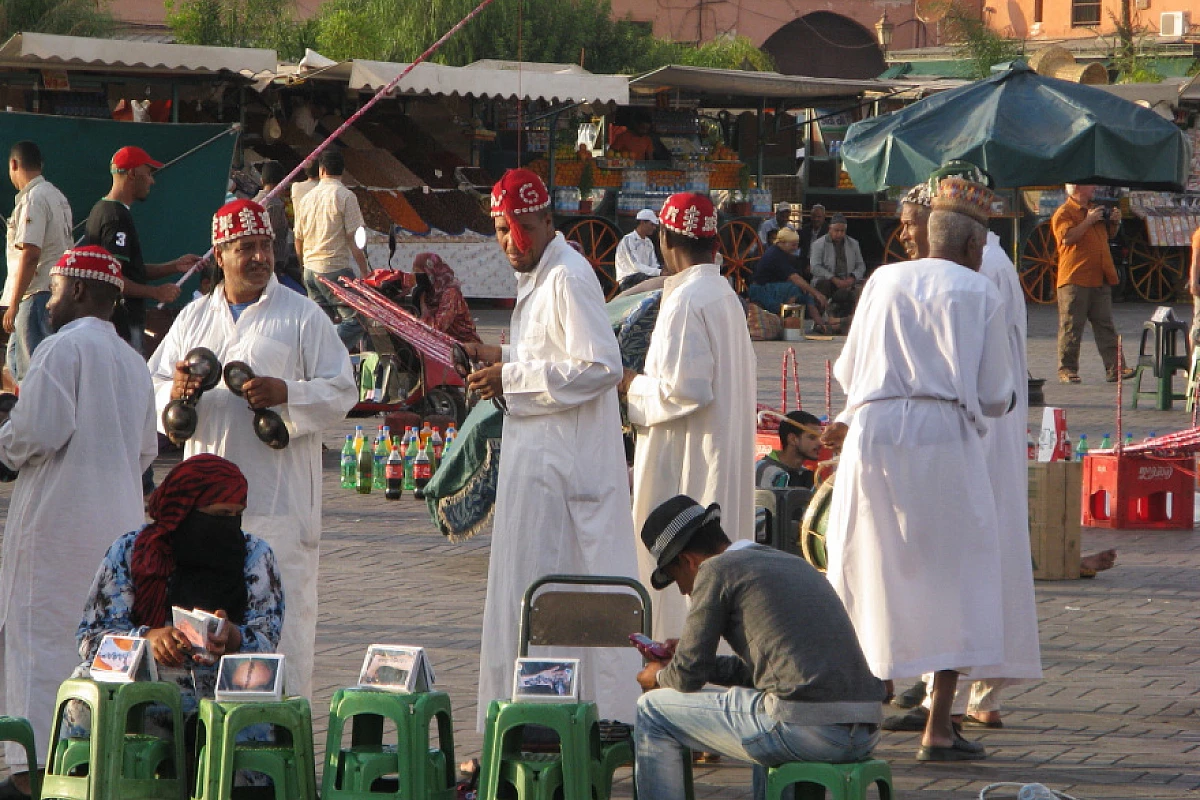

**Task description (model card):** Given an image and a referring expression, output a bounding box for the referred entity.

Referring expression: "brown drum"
[798,475,833,572]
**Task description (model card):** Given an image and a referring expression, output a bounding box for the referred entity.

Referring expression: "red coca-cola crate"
[1081,452,1194,530]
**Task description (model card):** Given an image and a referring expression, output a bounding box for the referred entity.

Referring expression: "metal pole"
[757,96,766,188]
[548,108,561,200]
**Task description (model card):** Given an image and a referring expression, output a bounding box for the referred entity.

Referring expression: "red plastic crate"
[1081,452,1194,529]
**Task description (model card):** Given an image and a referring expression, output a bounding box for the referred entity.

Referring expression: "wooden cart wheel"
[718,219,763,293]
[1125,227,1186,303]
[562,217,622,299]
[881,225,908,265]
[1019,220,1058,304]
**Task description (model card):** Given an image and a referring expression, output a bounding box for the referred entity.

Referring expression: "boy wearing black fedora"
[633,495,885,800]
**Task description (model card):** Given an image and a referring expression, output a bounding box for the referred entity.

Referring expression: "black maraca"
[223,361,290,450]
[161,347,221,446]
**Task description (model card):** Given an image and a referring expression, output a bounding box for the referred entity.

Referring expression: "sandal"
[1059,371,1081,384]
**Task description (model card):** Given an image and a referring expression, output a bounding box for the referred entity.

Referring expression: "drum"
[798,474,834,572]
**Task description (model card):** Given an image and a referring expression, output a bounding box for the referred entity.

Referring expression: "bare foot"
[1081,549,1117,573]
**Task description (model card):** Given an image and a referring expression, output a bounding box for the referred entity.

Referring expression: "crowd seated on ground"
[808,214,865,322]
[747,228,846,334]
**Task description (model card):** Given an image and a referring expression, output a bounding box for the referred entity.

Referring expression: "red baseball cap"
[111,146,163,172]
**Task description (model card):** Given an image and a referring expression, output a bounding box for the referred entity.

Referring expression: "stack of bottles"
[339,421,458,500]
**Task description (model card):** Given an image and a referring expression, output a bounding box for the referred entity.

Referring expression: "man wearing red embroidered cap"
[616,192,756,642]
[83,145,201,355]
[147,199,357,701]
[0,246,156,797]
[462,169,639,731]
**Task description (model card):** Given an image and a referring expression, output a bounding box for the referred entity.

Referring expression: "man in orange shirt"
[1051,184,1131,383]
[612,119,659,161]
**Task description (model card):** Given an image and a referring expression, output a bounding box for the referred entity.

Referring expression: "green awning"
[881,60,974,79]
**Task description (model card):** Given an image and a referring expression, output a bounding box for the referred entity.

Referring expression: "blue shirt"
[751,245,802,286]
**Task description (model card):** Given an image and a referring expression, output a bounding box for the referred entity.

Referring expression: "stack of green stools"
[478,700,611,800]
[0,716,41,800]
[321,688,456,800]
[191,697,317,800]
[41,678,186,800]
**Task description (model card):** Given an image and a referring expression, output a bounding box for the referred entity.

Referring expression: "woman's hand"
[207,610,243,658]
[146,626,191,668]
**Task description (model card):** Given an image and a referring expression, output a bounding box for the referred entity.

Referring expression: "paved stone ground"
[3,299,1199,798]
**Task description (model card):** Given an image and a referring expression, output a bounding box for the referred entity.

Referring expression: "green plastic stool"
[321,688,456,800]
[192,697,317,800]
[478,701,602,800]
[765,759,892,800]
[41,678,186,800]
[0,716,41,800]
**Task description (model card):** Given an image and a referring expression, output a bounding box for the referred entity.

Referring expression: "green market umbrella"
[843,61,1190,192]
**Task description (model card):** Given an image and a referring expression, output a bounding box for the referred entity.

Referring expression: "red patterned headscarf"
[490,169,550,255]
[131,454,248,627]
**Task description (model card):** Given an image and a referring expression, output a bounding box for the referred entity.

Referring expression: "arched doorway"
[761,12,887,79]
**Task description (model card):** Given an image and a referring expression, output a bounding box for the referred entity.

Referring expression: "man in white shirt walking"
[614,209,661,292]
[293,148,370,350]
[5,141,73,382]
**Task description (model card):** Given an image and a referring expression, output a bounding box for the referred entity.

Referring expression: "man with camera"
[1051,184,1131,384]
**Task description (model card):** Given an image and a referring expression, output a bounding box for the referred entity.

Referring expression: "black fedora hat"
[641,495,721,590]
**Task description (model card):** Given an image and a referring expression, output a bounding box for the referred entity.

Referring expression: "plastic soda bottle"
[404,434,418,491]
[413,441,433,498]
[356,435,373,494]
[419,421,433,447]
[340,434,356,489]
[373,434,388,490]
[431,427,444,462]
[1061,431,1072,461]
[353,425,365,454]
[1123,432,1134,448]
[1026,428,1035,460]
[1075,433,1089,459]
[1145,431,1157,443]
[1100,432,1112,450]
[384,444,404,500]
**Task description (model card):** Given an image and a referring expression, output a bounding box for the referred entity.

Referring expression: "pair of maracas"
[162,347,290,450]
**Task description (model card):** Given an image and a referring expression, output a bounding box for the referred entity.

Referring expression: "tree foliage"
[0,0,116,40]
[167,0,772,74]
[164,0,314,60]
[1107,9,1163,83]
[938,1,1023,79]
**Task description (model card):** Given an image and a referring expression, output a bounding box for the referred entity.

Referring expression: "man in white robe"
[822,175,1015,761]
[887,178,1042,730]
[465,169,639,730]
[0,246,157,794]
[614,209,661,289]
[148,199,357,700]
[620,192,756,640]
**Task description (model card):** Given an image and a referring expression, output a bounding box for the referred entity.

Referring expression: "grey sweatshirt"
[656,543,885,726]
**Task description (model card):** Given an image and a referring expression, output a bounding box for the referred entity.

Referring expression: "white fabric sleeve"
[625,303,715,427]
[0,341,76,470]
[500,272,621,416]
[977,294,1016,418]
[614,237,636,281]
[280,310,359,436]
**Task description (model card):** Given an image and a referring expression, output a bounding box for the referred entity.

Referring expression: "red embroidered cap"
[111,145,163,172]
[659,192,719,239]
[490,169,551,254]
[51,246,124,291]
[211,199,275,247]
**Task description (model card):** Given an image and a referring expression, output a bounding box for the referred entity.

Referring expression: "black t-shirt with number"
[84,198,146,327]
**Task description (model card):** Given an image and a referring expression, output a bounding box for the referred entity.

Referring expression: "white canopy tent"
[0,32,276,78]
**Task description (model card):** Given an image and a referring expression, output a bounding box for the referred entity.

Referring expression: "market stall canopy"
[0,32,276,78]
[347,59,628,105]
[842,61,1190,192]
[629,65,913,108]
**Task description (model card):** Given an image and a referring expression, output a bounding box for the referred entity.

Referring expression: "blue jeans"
[303,267,364,351]
[748,282,817,316]
[635,687,879,800]
[7,291,52,383]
